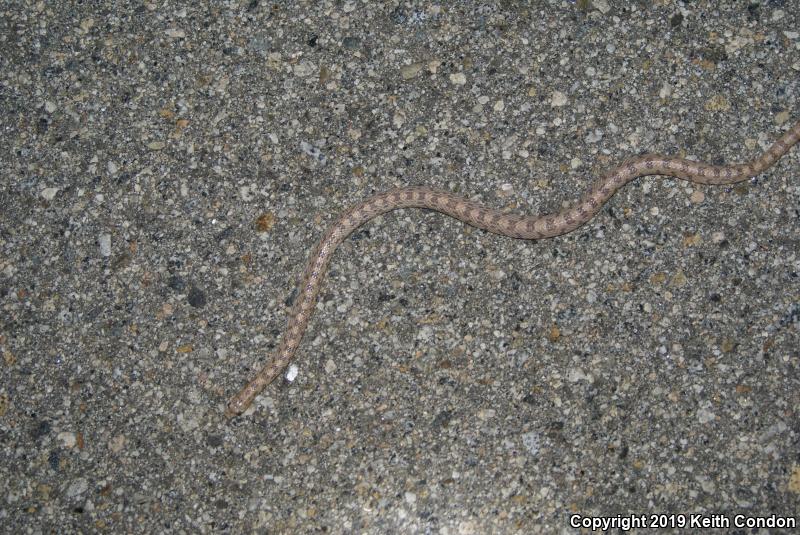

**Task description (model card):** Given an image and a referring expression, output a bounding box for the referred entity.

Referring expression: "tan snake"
[226,118,800,417]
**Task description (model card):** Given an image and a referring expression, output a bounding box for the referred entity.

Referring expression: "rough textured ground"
[1,1,799,533]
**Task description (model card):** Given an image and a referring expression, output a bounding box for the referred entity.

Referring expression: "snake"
[225,118,800,418]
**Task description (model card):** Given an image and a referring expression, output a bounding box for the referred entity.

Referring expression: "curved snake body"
[226,119,800,417]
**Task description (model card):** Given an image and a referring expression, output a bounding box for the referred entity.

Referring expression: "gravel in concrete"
[1,1,799,532]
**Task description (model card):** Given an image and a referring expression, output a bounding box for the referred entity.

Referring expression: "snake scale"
[226,118,800,417]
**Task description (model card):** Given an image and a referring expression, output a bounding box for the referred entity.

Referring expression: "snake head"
[224,401,244,419]
[225,382,259,418]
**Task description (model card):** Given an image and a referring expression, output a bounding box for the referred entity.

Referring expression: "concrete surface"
[1,1,799,533]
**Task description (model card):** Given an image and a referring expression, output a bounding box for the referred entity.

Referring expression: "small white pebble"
[239,185,254,202]
[550,91,568,107]
[108,434,126,453]
[696,407,715,424]
[400,63,423,80]
[99,233,111,257]
[293,61,316,77]
[286,364,299,382]
[57,432,77,448]
[585,129,603,143]
[41,187,58,201]
[568,368,588,383]
[67,479,88,498]
[521,431,541,456]
[449,72,467,85]
[477,408,496,420]
[690,190,705,204]
[593,0,611,14]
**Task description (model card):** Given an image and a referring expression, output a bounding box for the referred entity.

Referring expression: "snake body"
[226,119,800,417]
